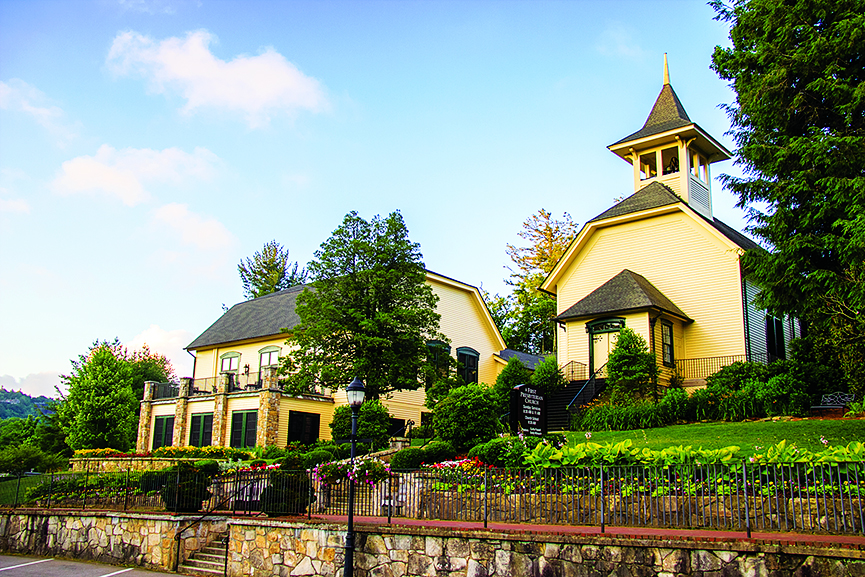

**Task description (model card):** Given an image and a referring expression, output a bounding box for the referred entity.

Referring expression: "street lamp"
[344,376,366,577]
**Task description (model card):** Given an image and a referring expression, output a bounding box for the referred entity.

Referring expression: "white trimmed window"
[220,353,240,373]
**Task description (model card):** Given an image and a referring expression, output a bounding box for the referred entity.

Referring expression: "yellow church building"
[540,58,799,412]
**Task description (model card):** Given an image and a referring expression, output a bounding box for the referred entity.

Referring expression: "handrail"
[171,472,274,572]
[566,363,607,412]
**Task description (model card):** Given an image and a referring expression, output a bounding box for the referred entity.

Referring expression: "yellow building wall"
[556,212,745,366]
[564,312,648,370]
[192,335,290,380]
[279,396,336,444]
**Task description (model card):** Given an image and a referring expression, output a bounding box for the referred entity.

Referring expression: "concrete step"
[178,565,222,577]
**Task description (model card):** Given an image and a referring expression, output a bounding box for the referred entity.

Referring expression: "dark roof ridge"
[610,83,693,146]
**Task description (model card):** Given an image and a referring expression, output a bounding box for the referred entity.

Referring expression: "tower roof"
[609,83,692,147]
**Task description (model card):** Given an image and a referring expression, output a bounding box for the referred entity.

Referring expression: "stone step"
[178,565,222,577]
[184,558,222,569]
[195,552,224,563]
[200,546,225,556]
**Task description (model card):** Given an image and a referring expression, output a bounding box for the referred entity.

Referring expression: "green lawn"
[568,418,865,459]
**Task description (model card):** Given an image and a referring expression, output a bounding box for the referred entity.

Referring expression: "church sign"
[510,384,546,437]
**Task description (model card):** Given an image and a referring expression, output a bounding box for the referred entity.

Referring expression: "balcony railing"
[152,382,179,400]
[675,352,778,380]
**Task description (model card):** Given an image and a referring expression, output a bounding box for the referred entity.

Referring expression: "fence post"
[13,474,21,508]
[742,461,751,539]
[387,473,392,524]
[232,470,239,516]
[47,472,54,510]
[124,463,131,511]
[83,462,89,510]
[175,467,181,514]
[483,468,488,529]
[308,470,313,520]
[599,466,605,534]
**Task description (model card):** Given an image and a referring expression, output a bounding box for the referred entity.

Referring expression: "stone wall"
[1,511,862,577]
[0,510,226,571]
[69,457,205,473]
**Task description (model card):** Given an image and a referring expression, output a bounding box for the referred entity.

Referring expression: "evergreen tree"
[710,0,865,394]
[284,211,442,400]
[491,357,533,416]
[606,328,659,403]
[238,240,307,300]
[58,343,138,451]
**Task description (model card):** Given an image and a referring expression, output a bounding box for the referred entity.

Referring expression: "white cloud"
[0,372,62,399]
[0,186,30,213]
[153,202,235,250]
[52,144,219,206]
[126,324,194,379]
[107,30,329,128]
[595,23,645,61]
[0,78,78,145]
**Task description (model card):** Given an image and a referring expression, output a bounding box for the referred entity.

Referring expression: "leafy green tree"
[329,399,392,450]
[488,209,578,354]
[0,416,37,450]
[710,0,865,395]
[432,383,498,450]
[606,328,659,403]
[491,357,533,416]
[58,343,138,451]
[239,240,308,300]
[530,355,567,397]
[0,444,66,475]
[284,211,442,399]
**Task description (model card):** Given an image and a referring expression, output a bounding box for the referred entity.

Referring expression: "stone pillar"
[172,378,192,447]
[211,374,230,446]
[256,368,281,447]
[137,381,156,453]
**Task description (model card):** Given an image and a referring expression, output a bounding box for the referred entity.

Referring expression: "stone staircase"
[178,532,227,576]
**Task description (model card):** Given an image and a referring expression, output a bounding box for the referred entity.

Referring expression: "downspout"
[187,349,197,380]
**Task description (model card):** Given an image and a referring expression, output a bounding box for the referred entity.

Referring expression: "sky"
[0,0,751,399]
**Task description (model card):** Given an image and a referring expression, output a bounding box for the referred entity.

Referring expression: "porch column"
[211,374,230,446]
[172,378,192,447]
[136,380,156,453]
[256,367,281,448]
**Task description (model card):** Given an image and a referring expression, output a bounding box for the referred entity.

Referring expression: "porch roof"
[555,269,692,322]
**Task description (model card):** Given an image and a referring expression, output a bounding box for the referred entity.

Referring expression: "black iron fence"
[5,461,861,535]
[152,382,180,400]
[675,353,777,380]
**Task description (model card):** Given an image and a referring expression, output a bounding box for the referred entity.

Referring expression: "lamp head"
[346,376,366,409]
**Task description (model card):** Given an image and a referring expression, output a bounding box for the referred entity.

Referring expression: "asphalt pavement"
[0,555,176,577]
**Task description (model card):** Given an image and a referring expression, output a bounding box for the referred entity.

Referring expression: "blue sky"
[0,0,749,398]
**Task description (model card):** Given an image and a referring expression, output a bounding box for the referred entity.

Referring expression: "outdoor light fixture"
[344,376,366,577]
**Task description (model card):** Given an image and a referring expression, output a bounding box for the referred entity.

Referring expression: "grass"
[0,474,49,506]
[568,418,865,459]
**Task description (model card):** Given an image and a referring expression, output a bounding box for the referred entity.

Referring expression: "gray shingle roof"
[556,269,691,322]
[587,182,763,252]
[186,285,309,350]
[610,83,692,146]
[497,349,546,371]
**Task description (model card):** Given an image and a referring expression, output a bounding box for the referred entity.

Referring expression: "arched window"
[219,351,241,373]
[456,347,479,384]
[258,346,281,370]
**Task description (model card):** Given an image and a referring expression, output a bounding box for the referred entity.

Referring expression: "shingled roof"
[556,269,691,322]
[587,182,763,252]
[186,285,309,350]
[610,83,692,147]
[497,349,546,371]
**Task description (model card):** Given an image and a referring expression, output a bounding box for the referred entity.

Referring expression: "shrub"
[530,356,567,397]
[158,461,213,513]
[150,445,252,461]
[259,469,314,517]
[432,383,498,450]
[0,445,67,474]
[705,361,768,392]
[606,328,660,402]
[657,387,690,423]
[390,447,426,469]
[262,446,286,460]
[468,436,528,468]
[409,423,433,439]
[329,399,392,450]
[302,449,334,469]
[491,358,533,415]
[755,374,810,417]
[421,440,457,464]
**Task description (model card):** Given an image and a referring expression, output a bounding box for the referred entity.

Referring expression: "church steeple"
[607,55,731,220]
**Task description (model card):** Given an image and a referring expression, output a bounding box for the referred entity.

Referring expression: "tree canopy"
[238,240,308,300]
[487,209,578,355]
[710,0,865,393]
[284,211,442,400]
[58,342,139,451]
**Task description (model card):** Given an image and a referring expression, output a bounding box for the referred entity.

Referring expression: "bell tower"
[607,54,731,220]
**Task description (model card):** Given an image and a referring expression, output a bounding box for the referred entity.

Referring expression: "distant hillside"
[0,388,53,420]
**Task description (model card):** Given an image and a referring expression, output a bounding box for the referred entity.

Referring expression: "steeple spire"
[663,53,670,85]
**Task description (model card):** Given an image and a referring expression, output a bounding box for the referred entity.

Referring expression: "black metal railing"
[227,372,263,392]
[191,378,218,396]
[561,361,588,383]
[566,363,607,414]
[8,461,862,535]
[675,352,777,380]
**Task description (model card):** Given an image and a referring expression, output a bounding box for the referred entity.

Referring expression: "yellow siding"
[226,394,261,413]
[557,212,745,366]
[565,312,647,369]
[279,397,335,443]
[186,399,215,414]
[151,401,176,417]
[192,335,291,380]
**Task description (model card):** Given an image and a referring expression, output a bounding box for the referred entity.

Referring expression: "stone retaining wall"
[0,510,862,576]
[69,457,205,473]
[0,510,226,571]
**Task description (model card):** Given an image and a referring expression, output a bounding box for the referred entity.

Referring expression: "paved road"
[0,555,176,576]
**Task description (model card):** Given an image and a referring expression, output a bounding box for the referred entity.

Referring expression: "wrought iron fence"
[152,382,179,399]
[191,378,218,396]
[674,353,777,380]
[561,361,588,382]
[5,461,862,535]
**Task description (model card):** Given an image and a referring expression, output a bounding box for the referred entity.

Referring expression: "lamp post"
[344,376,366,577]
